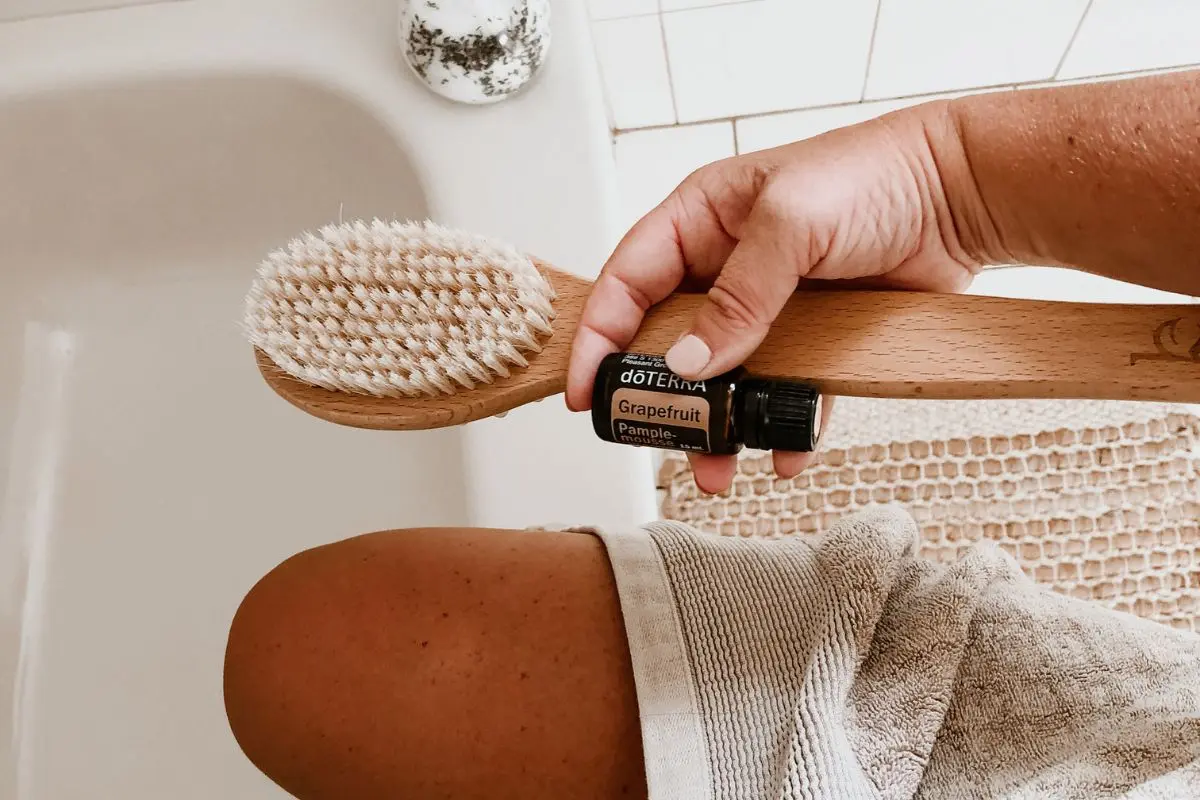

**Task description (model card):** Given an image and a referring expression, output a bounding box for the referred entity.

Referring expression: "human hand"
[566,101,987,493]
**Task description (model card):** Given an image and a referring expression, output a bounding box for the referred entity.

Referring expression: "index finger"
[564,201,687,411]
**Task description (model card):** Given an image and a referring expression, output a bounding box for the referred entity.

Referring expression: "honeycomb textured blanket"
[660,399,1200,631]
[582,506,1200,799]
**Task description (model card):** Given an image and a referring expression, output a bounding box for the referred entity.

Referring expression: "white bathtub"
[0,1,657,796]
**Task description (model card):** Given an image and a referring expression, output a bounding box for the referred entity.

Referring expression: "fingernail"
[665,334,711,377]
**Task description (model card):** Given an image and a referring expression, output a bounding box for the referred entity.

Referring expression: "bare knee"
[223,526,646,800]
[222,531,408,798]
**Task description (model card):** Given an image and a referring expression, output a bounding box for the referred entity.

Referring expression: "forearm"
[937,70,1200,295]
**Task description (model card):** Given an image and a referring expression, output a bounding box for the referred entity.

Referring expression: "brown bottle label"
[610,388,710,452]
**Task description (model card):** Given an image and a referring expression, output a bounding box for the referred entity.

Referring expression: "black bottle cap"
[739,379,823,452]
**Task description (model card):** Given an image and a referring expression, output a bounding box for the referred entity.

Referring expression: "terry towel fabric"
[586,505,1200,799]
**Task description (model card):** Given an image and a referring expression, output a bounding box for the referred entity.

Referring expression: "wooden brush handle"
[257,276,1200,434]
[628,290,1200,402]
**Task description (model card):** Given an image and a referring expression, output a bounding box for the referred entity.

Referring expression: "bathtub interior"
[0,74,473,798]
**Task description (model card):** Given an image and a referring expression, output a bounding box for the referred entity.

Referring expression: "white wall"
[586,0,1200,238]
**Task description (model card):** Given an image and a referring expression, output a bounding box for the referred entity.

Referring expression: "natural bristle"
[244,218,557,397]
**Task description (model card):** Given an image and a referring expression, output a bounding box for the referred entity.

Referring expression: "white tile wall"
[736,86,1016,153]
[1022,64,1199,90]
[587,0,658,21]
[1058,0,1200,79]
[596,0,1200,241]
[736,97,914,154]
[660,0,762,11]
[662,0,877,122]
[591,14,676,128]
[613,121,735,229]
[593,0,1200,134]
[864,0,1089,99]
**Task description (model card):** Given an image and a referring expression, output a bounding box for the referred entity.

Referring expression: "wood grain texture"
[256,261,1200,431]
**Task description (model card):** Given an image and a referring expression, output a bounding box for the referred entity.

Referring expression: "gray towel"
[585,505,1200,799]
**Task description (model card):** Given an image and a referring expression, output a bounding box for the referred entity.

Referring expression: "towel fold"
[588,505,1200,799]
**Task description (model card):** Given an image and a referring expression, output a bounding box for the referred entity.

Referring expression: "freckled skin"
[223,528,647,800]
[946,70,1200,295]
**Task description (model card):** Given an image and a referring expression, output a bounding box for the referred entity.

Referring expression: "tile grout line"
[590,9,660,21]
[661,0,765,15]
[656,1,681,124]
[1053,0,1094,80]
[589,0,764,21]
[587,16,620,138]
[859,0,884,102]
[612,62,1200,138]
[614,83,1018,136]
[731,118,741,155]
[1031,60,1200,86]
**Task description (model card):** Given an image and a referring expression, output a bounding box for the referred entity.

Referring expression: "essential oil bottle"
[590,352,823,456]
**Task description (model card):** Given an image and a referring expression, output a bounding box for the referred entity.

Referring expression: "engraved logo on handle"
[1130,317,1200,365]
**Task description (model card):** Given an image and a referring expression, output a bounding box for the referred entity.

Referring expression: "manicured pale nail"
[665,334,711,377]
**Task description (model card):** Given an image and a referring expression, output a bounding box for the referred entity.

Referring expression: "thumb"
[664,209,805,380]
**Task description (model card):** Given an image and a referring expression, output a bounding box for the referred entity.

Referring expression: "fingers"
[771,450,816,479]
[772,394,836,479]
[566,167,745,412]
[663,200,806,381]
[565,203,687,412]
[689,394,835,494]
[686,453,739,495]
